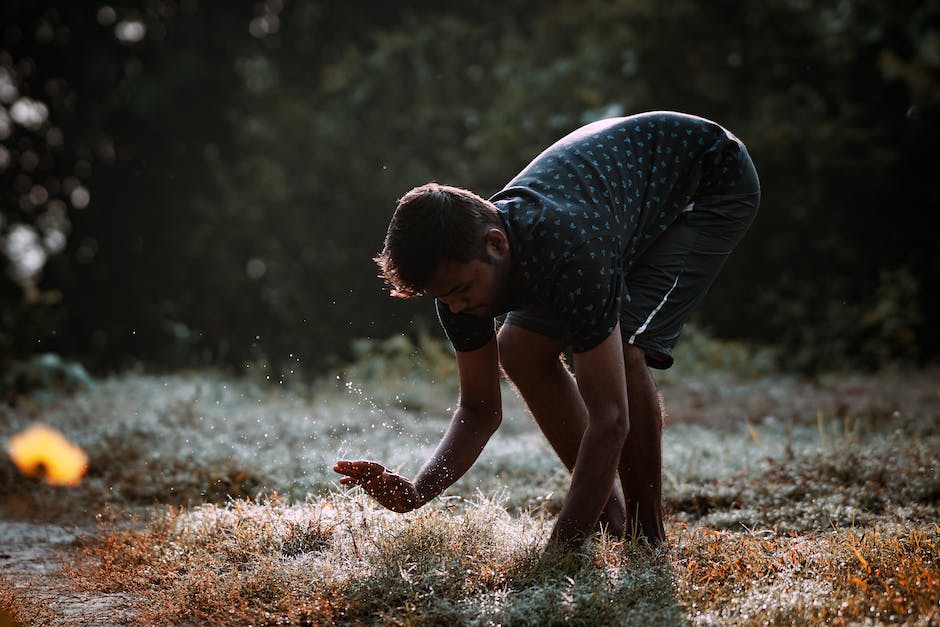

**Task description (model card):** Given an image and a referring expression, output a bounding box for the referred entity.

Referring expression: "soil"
[0,499,141,626]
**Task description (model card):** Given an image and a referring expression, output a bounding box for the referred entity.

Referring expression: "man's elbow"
[459,404,502,435]
[483,409,503,435]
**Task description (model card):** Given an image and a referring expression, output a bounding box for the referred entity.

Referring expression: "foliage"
[1,0,939,377]
[761,266,928,373]
[0,352,93,402]
[665,323,779,380]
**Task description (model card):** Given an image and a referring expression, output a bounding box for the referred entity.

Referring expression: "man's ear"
[484,227,509,257]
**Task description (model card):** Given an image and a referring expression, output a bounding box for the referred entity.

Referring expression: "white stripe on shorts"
[628,275,680,344]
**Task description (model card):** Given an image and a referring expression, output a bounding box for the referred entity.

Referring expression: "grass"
[1,333,939,625]
[1,581,56,627]
[58,497,940,624]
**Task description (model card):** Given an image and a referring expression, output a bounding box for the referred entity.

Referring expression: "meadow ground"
[1,334,939,625]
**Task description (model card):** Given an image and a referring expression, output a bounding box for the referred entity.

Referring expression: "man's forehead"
[424,260,475,296]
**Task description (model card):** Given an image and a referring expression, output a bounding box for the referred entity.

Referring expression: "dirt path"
[0,519,139,626]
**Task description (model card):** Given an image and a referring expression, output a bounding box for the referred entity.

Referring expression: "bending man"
[335,111,760,549]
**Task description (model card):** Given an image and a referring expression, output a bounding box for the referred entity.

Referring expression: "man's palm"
[334,460,421,513]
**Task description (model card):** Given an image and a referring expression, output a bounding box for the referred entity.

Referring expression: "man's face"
[425,230,512,317]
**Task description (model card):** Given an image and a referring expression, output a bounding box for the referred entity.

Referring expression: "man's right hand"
[333,460,423,513]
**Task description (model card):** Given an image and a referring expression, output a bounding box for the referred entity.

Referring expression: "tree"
[2,0,937,377]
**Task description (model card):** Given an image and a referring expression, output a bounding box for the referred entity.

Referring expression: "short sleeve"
[435,299,495,352]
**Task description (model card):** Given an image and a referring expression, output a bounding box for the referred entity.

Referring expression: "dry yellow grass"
[1,343,938,624]
[675,524,940,624]
[0,580,55,626]
[57,492,939,626]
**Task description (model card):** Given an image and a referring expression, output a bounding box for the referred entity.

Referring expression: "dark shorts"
[504,148,761,369]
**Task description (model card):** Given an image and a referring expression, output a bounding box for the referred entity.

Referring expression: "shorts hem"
[625,336,674,369]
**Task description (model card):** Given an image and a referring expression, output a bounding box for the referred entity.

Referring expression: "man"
[334,111,760,549]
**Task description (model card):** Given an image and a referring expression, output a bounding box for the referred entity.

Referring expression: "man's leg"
[497,323,626,536]
[616,150,760,543]
[620,344,666,543]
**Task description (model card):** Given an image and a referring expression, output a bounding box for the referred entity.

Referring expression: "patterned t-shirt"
[437,110,745,353]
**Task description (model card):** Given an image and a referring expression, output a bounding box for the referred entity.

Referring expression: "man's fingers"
[334,460,386,479]
[336,470,417,513]
[334,460,416,512]
[335,459,385,473]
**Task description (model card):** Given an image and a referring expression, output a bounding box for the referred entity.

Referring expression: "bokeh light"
[114,20,147,43]
[6,423,88,486]
[1,224,46,283]
[9,98,48,130]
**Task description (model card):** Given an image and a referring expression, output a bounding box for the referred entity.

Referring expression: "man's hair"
[375,183,503,298]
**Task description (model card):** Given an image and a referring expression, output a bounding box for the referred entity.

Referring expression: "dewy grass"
[65,494,533,625]
[64,496,940,625]
[674,523,940,624]
[2,349,940,624]
[65,494,687,625]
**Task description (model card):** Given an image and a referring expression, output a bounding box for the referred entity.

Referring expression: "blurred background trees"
[1,0,937,378]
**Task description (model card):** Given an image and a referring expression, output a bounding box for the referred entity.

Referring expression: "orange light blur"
[6,423,88,486]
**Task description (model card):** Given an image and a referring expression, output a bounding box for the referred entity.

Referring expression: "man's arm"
[413,336,502,501]
[335,336,502,510]
[551,324,629,548]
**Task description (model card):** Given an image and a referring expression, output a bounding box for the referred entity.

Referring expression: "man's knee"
[623,342,665,423]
